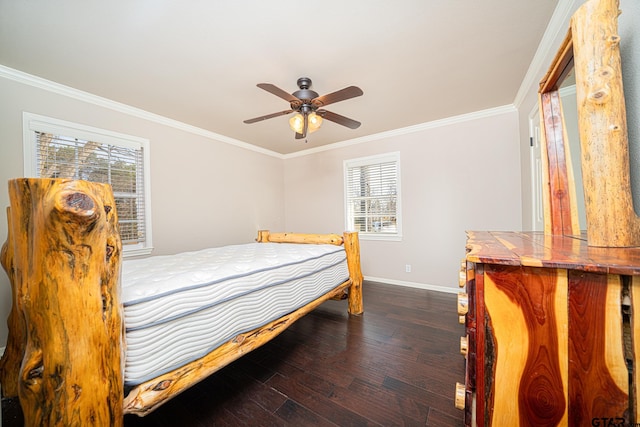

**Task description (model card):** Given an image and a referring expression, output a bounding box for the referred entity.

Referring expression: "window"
[344,152,402,240]
[23,112,153,256]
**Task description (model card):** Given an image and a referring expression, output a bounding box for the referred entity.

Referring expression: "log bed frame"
[0,178,363,426]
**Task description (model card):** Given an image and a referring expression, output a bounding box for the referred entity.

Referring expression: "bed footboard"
[256,230,363,315]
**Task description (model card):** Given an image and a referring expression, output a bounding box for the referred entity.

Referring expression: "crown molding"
[0,65,283,159]
[283,104,517,159]
[2,64,519,161]
[513,0,584,108]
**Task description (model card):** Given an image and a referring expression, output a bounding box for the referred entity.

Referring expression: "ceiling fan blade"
[243,110,293,124]
[317,110,361,129]
[312,86,363,108]
[257,83,300,103]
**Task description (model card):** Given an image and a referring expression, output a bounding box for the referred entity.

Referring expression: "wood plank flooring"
[2,281,466,426]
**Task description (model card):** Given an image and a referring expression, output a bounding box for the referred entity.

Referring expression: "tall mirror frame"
[538,0,640,247]
[538,31,580,238]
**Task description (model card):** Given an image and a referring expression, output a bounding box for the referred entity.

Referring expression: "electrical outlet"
[405,264,411,273]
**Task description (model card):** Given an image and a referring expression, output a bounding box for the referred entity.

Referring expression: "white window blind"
[344,153,401,240]
[23,113,153,256]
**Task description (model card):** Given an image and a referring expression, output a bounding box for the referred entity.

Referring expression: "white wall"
[283,108,522,291]
[0,74,286,347]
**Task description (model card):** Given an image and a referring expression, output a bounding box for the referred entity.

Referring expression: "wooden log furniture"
[0,178,363,426]
[456,231,639,426]
[454,0,640,425]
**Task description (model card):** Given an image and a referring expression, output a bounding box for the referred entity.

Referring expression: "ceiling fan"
[243,77,363,139]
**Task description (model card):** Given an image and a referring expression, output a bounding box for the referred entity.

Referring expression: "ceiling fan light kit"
[289,112,322,134]
[244,77,363,140]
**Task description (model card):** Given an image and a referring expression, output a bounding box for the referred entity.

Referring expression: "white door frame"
[529,104,544,232]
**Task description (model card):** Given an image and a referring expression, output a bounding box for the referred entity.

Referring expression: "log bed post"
[0,206,24,398]
[0,178,124,426]
[343,231,363,315]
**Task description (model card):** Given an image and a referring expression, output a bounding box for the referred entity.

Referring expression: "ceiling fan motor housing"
[291,77,319,111]
[296,77,312,89]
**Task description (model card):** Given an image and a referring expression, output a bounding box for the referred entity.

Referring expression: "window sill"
[358,234,403,242]
[123,246,154,258]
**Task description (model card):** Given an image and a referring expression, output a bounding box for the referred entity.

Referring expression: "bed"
[0,178,363,426]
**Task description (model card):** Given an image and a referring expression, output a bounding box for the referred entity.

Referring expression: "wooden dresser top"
[466,231,640,275]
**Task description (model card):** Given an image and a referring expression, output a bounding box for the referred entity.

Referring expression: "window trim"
[344,152,402,241]
[23,112,153,257]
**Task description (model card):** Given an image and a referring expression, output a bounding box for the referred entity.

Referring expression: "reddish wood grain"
[466,231,640,426]
[463,261,477,427]
[567,271,628,425]
[541,91,577,236]
[466,231,640,276]
[485,265,566,426]
[474,264,487,427]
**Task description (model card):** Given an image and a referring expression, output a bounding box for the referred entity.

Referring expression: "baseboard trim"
[364,276,459,294]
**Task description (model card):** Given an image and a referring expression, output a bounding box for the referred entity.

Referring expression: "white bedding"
[121,242,349,386]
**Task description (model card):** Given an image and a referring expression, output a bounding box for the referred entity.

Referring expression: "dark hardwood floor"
[2,281,466,426]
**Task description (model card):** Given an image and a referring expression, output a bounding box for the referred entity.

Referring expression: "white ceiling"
[0,1,559,155]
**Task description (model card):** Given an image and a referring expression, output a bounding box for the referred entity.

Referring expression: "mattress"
[121,242,349,386]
